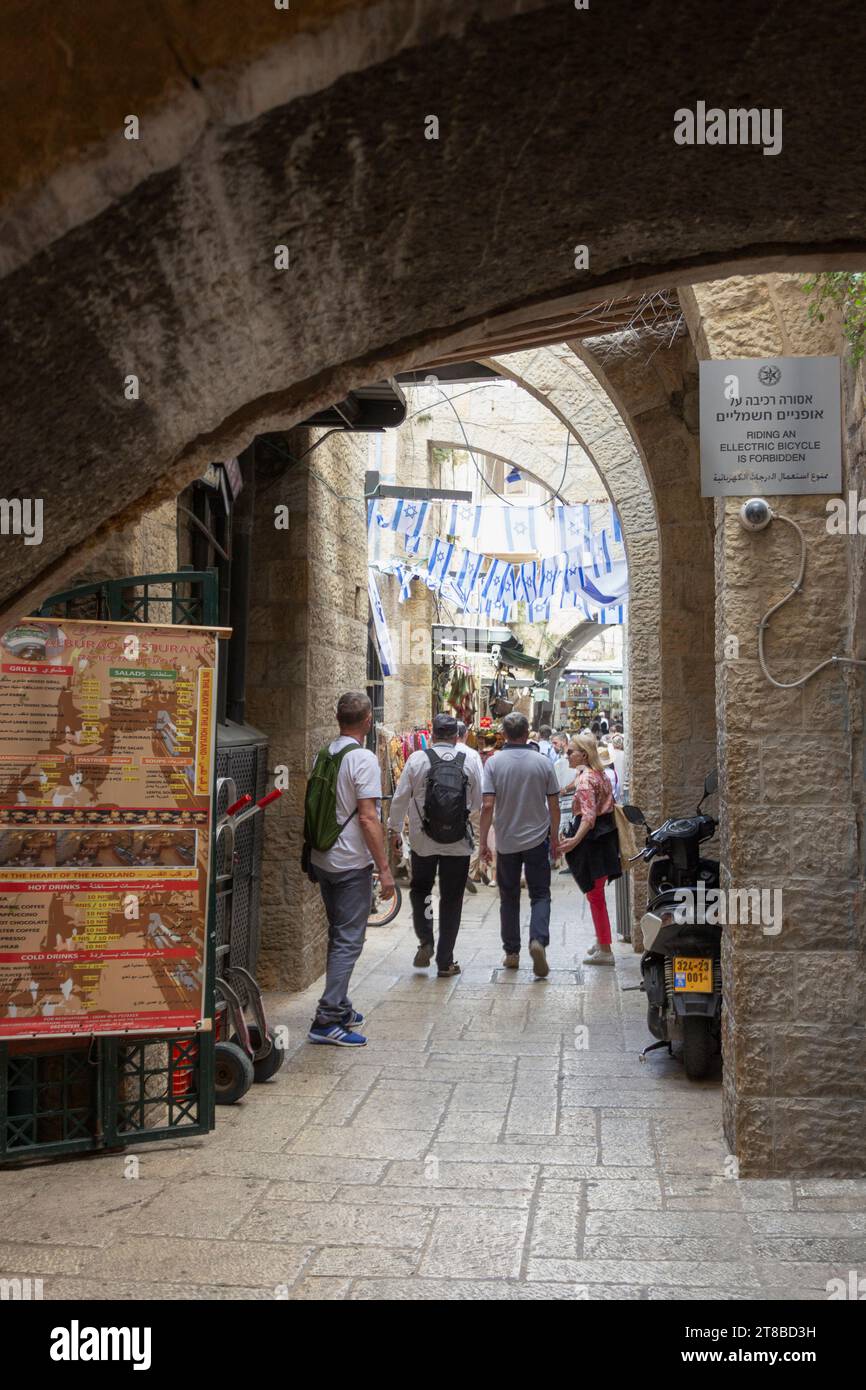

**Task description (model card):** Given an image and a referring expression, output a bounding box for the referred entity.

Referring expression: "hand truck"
[212,781,285,1103]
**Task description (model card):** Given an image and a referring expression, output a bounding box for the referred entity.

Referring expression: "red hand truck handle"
[225,794,252,816]
[257,789,283,808]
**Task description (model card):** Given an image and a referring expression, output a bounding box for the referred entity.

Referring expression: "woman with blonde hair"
[558,733,622,965]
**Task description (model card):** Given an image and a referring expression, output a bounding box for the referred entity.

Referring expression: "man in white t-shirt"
[388,714,482,975]
[308,691,394,1047]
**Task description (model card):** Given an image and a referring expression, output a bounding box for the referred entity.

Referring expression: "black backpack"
[421,749,469,844]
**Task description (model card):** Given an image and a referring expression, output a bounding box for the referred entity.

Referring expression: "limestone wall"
[681,273,865,1176]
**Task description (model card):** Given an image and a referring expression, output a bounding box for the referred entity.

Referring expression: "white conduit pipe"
[757,512,866,689]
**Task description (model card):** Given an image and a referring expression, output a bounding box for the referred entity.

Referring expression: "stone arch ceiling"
[3,0,866,619]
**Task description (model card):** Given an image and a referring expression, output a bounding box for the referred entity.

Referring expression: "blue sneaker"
[307,1022,367,1047]
[342,1011,364,1026]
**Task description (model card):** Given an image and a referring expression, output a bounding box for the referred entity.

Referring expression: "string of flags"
[369,547,627,626]
[368,497,622,564]
[367,496,628,626]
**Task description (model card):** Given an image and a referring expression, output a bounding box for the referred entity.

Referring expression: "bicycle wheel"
[369,875,402,926]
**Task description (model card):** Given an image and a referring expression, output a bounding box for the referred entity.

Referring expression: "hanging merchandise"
[444,664,476,726]
[489,665,514,718]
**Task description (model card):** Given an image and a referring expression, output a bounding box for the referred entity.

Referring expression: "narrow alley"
[2,879,860,1302]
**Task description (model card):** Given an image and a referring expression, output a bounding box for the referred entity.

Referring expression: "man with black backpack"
[303,691,395,1047]
[387,712,482,978]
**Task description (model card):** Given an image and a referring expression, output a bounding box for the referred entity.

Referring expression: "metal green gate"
[0,569,220,1162]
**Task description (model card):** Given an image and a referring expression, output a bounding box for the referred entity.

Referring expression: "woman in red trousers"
[558,734,622,965]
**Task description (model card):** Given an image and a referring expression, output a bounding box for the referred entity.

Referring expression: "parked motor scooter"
[622,771,721,1080]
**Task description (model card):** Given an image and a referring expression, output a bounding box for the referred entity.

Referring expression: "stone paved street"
[1,878,864,1301]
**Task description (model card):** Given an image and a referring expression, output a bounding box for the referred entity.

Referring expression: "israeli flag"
[480,558,506,602]
[502,506,536,553]
[426,537,454,590]
[446,501,482,542]
[388,498,430,553]
[520,561,539,604]
[367,570,396,675]
[452,549,486,604]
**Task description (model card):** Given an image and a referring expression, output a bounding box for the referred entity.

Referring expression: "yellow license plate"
[673,956,712,992]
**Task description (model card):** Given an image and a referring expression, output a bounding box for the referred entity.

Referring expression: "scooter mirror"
[704,769,718,798]
[622,804,646,825]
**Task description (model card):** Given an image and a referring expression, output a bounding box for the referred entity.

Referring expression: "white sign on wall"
[700,355,841,496]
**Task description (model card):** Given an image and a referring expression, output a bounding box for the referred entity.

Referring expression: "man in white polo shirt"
[480,711,560,978]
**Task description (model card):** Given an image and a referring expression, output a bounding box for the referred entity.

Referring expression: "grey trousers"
[313,863,373,1026]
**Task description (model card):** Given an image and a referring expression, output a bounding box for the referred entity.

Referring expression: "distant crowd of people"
[302,693,625,1047]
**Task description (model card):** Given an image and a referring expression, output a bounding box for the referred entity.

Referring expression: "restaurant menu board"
[0,618,218,1039]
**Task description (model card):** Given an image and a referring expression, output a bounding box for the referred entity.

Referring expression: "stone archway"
[483,348,667,833]
[2,4,866,1182]
[4,1,866,621]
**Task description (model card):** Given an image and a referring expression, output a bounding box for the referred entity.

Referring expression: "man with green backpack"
[303,691,395,1046]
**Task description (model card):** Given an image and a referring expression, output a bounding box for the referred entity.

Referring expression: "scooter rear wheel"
[682,1015,712,1080]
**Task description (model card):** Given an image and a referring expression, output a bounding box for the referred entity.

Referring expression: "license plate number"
[673,956,712,992]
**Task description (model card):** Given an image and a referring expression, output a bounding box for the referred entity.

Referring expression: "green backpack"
[303,745,359,853]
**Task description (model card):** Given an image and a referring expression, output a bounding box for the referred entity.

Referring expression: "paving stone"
[78,1237,313,1286]
[42,1278,282,1300]
[794,1179,866,1211]
[287,1277,354,1300]
[204,1101,320,1153]
[746,1212,866,1235]
[646,1286,761,1301]
[585,1180,663,1210]
[736,1180,795,1209]
[263,1181,341,1203]
[383,1160,538,1190]
[333,1183,532,1209]
[557,1110,599,1142]
[663,1176,743,1209]
[586,1211,749,1237]
[308,1066,384,1093]
[795,1179,866,1198]
[540,1166,656,1186]
[124,1176,268,1238]
[585,1236,749,1261]
[0,1241,85,1274]
[418,1207,529,1278]
[348,1278,622,1300]
[432,1141,597,1166]
[449,1082,512,1112]
[437,1110,505,1141]
[241,1200,432,1249]
[306,1246,420,1276]
[264,1072,344,1098]
[528,1192,582,1259]
[526,1258,761,1288]
[756,1260,847,1290]
[2,1179,167,1246]
[200,1152,386,1186]
[505,1095,559,1136]
[600,1116,655,1166]
[348,1094,450,1131]
[750,1237,866,1261]
[285,1126,431,1160]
